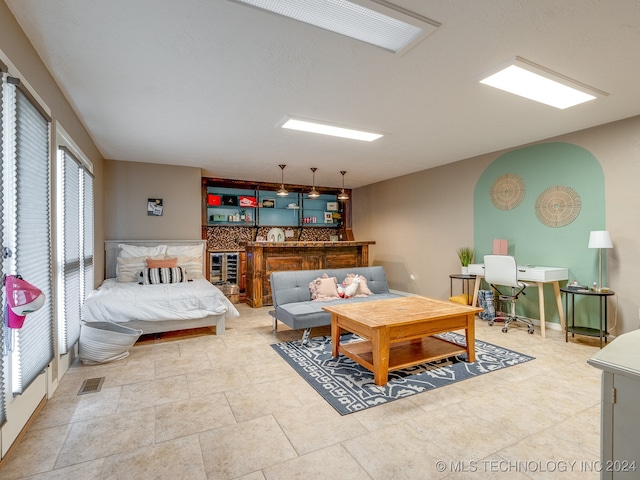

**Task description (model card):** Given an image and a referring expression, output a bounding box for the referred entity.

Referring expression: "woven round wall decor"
[490,173,526,210]
[534,185,582,227]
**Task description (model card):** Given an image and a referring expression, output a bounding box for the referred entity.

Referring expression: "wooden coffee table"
[323,296,482,386]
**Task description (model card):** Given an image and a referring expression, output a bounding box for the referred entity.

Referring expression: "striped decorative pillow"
[139,267,187,285]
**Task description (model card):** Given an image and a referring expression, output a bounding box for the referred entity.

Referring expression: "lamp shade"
[588,230,613,249]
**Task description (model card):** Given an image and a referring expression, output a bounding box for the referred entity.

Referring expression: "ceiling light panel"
[230,0,439,55]
[279,116,383,141]
[479,57,607,109]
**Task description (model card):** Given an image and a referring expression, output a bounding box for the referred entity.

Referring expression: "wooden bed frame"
[103,239,226,335]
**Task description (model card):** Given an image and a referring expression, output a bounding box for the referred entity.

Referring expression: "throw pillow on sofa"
[343,274,373,296]
[309,274,340,301]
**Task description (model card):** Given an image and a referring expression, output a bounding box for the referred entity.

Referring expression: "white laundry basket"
[79,321,143,365]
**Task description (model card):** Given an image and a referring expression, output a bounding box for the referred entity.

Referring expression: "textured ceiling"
[6,0,640,189]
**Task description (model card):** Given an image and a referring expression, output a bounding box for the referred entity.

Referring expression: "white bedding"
[82,278,240,323]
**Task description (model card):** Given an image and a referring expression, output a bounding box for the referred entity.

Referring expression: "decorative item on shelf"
[207,194,221,206]
[267,228,285,242]
[239,209,246,221]
[456,247,475,275]
[338,171,349,201]
[324,212,333,224]
[222,195,238,206]
[588,230,613,292]
[309,167,320,199]
[277,164,288,196]
[239,196,257,207]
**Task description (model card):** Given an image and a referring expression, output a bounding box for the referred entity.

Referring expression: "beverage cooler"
[210,252,241,304]
[210,252,239,284]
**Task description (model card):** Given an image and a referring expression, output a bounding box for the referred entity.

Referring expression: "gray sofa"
[269,266,410,343]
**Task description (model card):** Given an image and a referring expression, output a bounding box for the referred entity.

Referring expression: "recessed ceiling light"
[479,57,607,109]
[229,0,439,55]
[278,116,383,142]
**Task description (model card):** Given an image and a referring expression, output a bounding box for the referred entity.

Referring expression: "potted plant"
[457,247,475,274]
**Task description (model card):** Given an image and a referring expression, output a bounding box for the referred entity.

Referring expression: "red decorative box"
[239,196,258,207]
[207,194,221,206]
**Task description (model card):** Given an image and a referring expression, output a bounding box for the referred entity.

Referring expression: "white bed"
[82,240,239,335]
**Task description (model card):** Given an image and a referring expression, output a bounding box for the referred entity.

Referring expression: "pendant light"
[308,167,320,199]
[277,164,288,196]
[338,170,349,200]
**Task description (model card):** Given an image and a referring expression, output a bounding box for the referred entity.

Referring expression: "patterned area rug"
[271,332,534,415]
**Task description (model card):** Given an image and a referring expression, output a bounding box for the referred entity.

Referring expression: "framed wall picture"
[148,198,163,216]
[324,211,333,223]
[262,198,275,208]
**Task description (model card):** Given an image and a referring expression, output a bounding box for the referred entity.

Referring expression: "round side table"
[561,287,615,348]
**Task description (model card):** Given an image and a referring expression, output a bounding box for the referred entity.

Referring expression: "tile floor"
[0,304,605,479]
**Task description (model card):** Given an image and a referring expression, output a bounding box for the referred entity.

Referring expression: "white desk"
[469,263,568,338]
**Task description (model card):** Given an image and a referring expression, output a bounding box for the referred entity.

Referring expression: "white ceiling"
[6,0,640,189]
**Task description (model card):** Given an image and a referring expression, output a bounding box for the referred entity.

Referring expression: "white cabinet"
[588,330,640,479]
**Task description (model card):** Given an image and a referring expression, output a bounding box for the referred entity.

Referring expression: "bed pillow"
[166,244,203,258]
[116,255,165,282]
[146,257,178,268]
[117,256,145,282]
[118,243,167,259]
[176,256,204,280]
[343,274,373,296]
[309,274,340,301]
[139,266,187,285]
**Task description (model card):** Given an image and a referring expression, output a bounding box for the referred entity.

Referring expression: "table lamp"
[588,230,613,291]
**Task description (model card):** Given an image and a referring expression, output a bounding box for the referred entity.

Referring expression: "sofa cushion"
[342,273,373,296]
[309,274,340,301]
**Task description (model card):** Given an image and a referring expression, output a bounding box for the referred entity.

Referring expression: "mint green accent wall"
[474,142,607,327]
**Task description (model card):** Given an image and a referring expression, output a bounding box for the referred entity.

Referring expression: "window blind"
[60,148,81,354]
[83,170,94,299]
[0,72,6,425]
[12,88,53,394]
[59,147,93,354]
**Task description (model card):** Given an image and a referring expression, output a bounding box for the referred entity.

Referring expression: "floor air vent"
[78,377,105,395]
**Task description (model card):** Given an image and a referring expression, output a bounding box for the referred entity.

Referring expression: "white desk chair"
[483,255,535,334]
